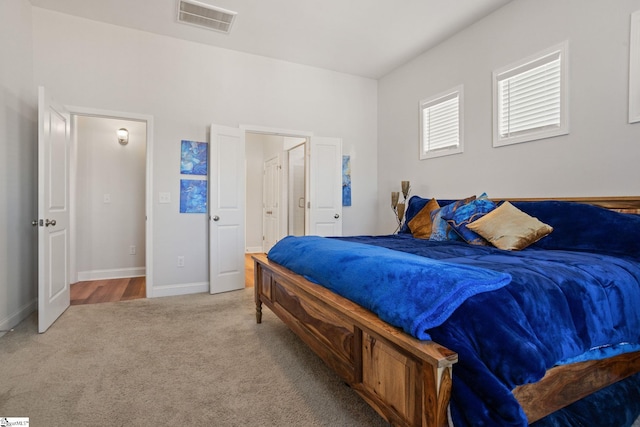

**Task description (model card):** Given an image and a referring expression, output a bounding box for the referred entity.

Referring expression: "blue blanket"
[267,235,511,340]
[268,233,640,427]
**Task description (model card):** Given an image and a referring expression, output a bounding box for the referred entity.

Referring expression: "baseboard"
[245,247,263,253]
[0,298,37,336]
[77,267,146,281]
[150,281,209,298]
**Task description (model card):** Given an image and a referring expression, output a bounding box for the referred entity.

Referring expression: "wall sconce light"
[117,128,129,145]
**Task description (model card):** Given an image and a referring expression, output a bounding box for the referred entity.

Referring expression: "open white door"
[37,87,71,333]
[209,125,246,294]
[262,156,279,253]
[308,137,343,236]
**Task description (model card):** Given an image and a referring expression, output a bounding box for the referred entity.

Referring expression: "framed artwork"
[180,140,208,175]
[342,155,352,206]
[180,179,207,213]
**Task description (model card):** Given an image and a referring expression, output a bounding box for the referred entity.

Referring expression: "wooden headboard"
[496,196,640,214]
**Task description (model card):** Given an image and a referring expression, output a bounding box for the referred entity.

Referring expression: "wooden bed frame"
[253,196,640,427]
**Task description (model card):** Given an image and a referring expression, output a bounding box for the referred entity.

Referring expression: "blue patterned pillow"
[443,196,497,245]
[429,196,476,241]
[400,196,458,233]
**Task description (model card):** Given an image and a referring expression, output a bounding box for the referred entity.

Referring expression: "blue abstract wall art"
[342,155,352,206]
[180,179,207,213]
[180,140,208,175]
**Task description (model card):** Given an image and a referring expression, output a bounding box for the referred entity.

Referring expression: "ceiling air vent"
[177,0,237,34]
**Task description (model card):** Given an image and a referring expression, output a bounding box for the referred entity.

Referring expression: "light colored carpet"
[1,289,639,427]
[0,289,388,426]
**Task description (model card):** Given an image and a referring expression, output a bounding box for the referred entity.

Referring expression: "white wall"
[377,0,640,233]
[76,116,146,280]
[0,0,37,331]
[32,8,378,296]
[245,134,266,253]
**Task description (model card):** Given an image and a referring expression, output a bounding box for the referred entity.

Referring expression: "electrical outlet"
[177,256,185,267]
[129,245,136,255]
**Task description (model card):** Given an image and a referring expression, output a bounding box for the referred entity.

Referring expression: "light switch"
[159,192,171,203]
[103,193,111,204]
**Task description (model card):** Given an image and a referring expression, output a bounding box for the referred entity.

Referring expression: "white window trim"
[492,41,569,148]
[419,85,464,160]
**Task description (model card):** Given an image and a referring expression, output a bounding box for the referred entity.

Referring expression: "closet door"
[262,155,280,253]
[308,137,342,237]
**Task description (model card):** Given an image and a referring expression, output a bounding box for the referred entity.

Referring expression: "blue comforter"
[267,234,640,426]
[268,236,511,340]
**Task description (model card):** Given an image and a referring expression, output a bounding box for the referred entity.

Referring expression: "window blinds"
[497,51,561,138]
[423,93,459,152]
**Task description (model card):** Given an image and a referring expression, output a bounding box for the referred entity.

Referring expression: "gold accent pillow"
[467,201,553,250]
[408,198,440,239]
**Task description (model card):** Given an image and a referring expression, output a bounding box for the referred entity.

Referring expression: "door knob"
[45,219,56,227]
[334,214,340,219]
[212,215,220,221]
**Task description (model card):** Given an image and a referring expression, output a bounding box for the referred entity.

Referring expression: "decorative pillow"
[430,196,476,241]
[408,198,440,239]
[443,195,497,245]
[467,201,553,250]
[512,201,640,259]
[400,196,456,234]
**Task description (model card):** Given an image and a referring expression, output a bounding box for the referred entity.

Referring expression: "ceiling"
[29,0,513,79]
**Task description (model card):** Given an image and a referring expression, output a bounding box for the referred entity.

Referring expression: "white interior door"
[262,156,279,253]
[308,137,343,236]
[38,86,71,333]
[209,125,245,294]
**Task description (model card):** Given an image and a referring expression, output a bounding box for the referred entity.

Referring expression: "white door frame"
[66,105,154,297]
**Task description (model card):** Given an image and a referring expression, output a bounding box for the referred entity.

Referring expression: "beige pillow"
[467,201,553,250]
[408,198,440,239]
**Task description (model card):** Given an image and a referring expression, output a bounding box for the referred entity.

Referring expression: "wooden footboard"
[514,350,640,423]
[254,253,457,427]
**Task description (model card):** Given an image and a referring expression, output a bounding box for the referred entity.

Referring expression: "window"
[493,42,569,147]
[420,86,463,159]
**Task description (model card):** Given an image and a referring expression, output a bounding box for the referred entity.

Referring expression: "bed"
[253,196,640,426]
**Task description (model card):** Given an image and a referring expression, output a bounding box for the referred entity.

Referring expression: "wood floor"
[245,253,258,288]
[71,254,261,306]
[71,277,146,305]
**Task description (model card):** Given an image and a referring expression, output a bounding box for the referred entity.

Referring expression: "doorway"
[244,131,308,254]
[69,113,151,302]
[208,123,342,295]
